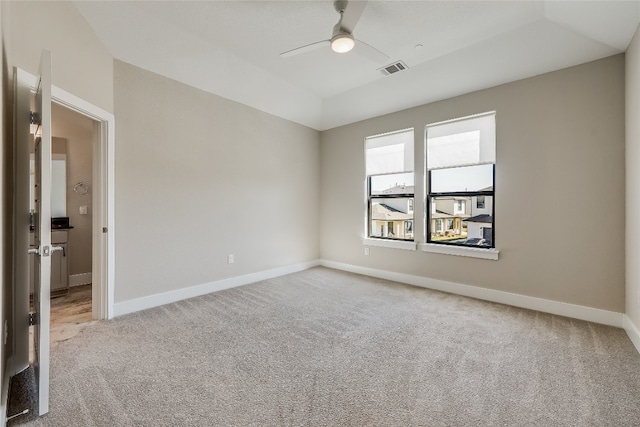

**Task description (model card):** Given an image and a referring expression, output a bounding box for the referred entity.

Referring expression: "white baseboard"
[113,260,321,317]
[623,315,640,354]
[320,260,624,328]
[69,272,92,287]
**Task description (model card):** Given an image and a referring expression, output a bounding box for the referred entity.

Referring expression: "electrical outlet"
[364,247,370,256]
[227,254,234,264]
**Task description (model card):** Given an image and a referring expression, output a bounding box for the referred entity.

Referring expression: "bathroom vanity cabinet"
[51,230,69,295]
[29,230,69,297]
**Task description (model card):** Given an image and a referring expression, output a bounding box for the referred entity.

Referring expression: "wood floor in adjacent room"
[50,284,95,348]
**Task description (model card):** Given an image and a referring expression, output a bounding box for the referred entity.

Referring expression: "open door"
[31,50,53,417]
[14,50,53,417]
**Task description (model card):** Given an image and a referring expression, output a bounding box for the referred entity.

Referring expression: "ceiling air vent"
[379,61,408,76]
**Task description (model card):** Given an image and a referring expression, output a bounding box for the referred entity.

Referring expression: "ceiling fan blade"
[354,39,390,64]
[280,40,330,58]
[340,0,368,33]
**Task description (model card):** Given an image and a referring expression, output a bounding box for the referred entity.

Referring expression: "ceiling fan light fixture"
[331,33,355,53]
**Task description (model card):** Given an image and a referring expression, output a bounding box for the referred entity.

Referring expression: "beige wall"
[3,1,113,113]
[114,61,320,302]
[320,55,625,312]
[626,25,640,329]
[52,104,93,277]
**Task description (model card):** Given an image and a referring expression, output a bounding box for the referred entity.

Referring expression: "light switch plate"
[79,205,88,215]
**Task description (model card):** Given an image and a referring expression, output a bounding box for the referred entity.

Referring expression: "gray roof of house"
[371,204,413,221]
[465,214,493,223]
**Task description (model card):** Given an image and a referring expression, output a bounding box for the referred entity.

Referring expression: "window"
[426,113,495,249]
[365,129,414,241]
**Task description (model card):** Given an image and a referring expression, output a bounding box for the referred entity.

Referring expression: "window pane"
[462,198,494,247]
[429,195,494,248]
[370,172,414,196]
[429,196,469,242]
[366,129,414,175]
[430,164,493,193]
[370,197,414,240]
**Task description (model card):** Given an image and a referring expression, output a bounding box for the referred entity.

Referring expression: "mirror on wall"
[51,155,66,217]
[30,137,67,218]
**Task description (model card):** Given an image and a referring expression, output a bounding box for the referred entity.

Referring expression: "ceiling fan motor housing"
[330,1,355,53]
[332,20,351,39]
[331,32,355,53]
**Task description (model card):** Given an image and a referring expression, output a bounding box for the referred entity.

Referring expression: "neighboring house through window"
[426,112,496,248]
[365,128,414,241]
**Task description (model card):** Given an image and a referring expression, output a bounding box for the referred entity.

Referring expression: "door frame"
[51,86,115,320]
[22,71,115,320]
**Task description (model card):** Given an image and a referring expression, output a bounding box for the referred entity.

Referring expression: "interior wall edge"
[320,259,625,330]
[623,315,640,355]
[625,24,640,334]
[0,1,12,423]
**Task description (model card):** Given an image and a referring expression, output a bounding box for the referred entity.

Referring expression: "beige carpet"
[11,267,640,426]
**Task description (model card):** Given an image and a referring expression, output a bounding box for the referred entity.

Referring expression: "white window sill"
[421,243,499,260]
[362,238,417,251]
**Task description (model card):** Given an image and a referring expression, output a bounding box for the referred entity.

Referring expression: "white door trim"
[20,70,115,320]
[51,86,115,320]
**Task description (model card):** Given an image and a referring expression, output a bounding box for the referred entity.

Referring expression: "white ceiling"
[72,1,640,131]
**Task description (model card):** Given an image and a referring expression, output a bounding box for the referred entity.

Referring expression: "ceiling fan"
[279,0,389,63]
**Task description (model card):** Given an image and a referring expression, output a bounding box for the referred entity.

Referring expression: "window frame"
[426,164,495,248]
[424,111,496,250]
[364,128,416,244]
[366,172,415,242]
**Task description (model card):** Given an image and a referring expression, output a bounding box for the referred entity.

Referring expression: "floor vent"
[379,61,408,76]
